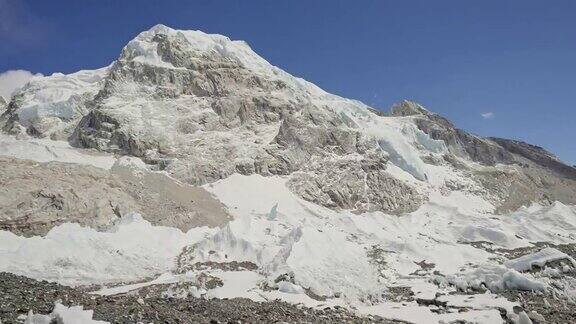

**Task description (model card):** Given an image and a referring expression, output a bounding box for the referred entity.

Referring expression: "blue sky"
[1,0,574,164]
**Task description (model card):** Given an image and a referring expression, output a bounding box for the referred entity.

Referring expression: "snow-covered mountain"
[1,25,576,323]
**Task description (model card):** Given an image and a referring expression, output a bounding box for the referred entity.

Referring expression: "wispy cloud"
[481,112,494,119]
[0,70,42,99]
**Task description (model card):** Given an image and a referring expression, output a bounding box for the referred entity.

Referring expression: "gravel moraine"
[0,272,402,324]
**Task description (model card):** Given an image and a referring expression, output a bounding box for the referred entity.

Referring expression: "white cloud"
[0,70,42,99]
[481,112,494,119]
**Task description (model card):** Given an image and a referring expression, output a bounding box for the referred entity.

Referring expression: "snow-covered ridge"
[1,24,575,235]
[57,23,448,215]
[2,66,109,139]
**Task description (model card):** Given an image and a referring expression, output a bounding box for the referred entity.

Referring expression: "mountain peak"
[121,25,277,79]
[389,100,430,116]
[147,23,173,34]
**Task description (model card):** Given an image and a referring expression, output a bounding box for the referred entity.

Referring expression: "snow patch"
[505,247,576,272]
[24,303,106,324]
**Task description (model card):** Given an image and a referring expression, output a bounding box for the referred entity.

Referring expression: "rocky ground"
[499,290,576,324]
[4,270,574,324]
[0,273,400,324]
[458,243,576,323]
[384,284,574,324]
[500,244,576,323]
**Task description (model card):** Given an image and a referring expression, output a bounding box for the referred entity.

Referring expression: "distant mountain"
[2,24,575,214]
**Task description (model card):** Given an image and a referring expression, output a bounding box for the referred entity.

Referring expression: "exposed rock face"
[0,157,132,235]
[389,100,429,117]
[288,153,424,214]
[0,96,6,113]
[490,137,576,180]
[0,156,230,236]
[472,159,576,213]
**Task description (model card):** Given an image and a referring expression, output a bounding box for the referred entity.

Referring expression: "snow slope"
[0,213,214,286]
[0,133,116,169]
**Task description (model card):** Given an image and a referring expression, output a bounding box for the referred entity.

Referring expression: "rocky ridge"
[388,100,576,212]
